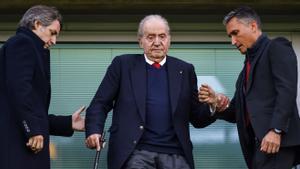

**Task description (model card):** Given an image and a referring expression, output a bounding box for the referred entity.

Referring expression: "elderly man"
[199,6,300,169]
[85,15,216,169]
[0,5,85,169]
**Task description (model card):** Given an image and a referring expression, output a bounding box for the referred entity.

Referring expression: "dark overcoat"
[0,27,73,169]
[219,35,300,167]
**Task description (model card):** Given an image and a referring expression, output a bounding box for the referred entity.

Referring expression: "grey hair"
[137,14,170,38]
[19,5,62,30]
[223,6,262,30]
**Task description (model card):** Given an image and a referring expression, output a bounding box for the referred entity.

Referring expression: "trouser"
[122,149,190,169]
[251,135,299,169]
[245,124,299,169]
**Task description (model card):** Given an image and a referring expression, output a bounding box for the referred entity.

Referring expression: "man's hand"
[215,93,230,112]
[72,106,85,131]
[260,130,281,154]
[26,135,44,153]
[86,134,102,151]
[199,84,229,112]
[199,84,217,104]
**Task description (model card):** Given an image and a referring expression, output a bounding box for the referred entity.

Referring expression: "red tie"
[245,59,251,126]
[152,62,161,69]
[246,59,251,83]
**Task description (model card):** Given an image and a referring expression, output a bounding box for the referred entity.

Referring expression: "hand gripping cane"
[93,131,106,169]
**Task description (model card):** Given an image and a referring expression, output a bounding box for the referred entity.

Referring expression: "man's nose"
[153,36,161,45]
[231,37,237,45]
[51,36,57,45]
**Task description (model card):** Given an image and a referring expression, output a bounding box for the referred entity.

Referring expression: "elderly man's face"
[32,20,61,49]
[139,19,171,62]
[226,17,258,54]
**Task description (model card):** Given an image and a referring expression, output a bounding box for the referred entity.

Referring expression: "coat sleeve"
[214,69,244,123]
[5,37,44,139]
[215,94,237,123]
[85,56,121,137]
[48,114,74,136]
[268,38,298,132]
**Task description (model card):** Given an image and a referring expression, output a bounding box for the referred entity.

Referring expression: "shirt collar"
[144,54,166,66]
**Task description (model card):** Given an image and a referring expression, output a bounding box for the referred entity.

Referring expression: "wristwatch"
[273,128,282,134]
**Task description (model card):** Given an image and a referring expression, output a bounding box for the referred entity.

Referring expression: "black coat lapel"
[131,55,147,122]
[246,39,270,93]
[167,57,183,115]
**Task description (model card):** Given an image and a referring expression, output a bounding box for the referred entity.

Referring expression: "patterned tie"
[152,62,161,69]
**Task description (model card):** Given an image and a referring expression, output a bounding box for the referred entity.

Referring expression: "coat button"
[133,140,137,144]
[139,126,144,130]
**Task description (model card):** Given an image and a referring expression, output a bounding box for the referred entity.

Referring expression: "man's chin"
[152,53,165,58]
[238,48,247,55]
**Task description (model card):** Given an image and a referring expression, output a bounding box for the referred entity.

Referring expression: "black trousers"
[245,125,299,169]
[122,149,190,169]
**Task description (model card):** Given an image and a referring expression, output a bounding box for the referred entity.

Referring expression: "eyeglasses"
[144,34,168,43]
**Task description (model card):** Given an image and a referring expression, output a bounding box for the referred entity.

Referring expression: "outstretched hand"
[72,106,86,131]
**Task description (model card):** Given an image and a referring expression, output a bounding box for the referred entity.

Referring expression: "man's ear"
[138,38,143,48]
[33,20,42,30]
[250,20,258,32]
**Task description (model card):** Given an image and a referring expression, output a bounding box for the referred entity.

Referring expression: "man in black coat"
[199,6,300,169]
[85,15,217,169]
[0,5,85,169]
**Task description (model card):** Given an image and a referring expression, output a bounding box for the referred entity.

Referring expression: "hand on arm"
[72,106,86,131]
[198,84,229,112]
[26,135,44,154]
[215,93,230,112]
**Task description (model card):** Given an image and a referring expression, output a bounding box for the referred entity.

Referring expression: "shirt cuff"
[209,104,216,116]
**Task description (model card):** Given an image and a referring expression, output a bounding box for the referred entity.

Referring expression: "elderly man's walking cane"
[93,131,106,169]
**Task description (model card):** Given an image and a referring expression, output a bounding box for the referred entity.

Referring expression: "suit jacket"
[218,35,300,167]
[0,27,74,169]
[85,54,215,169]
